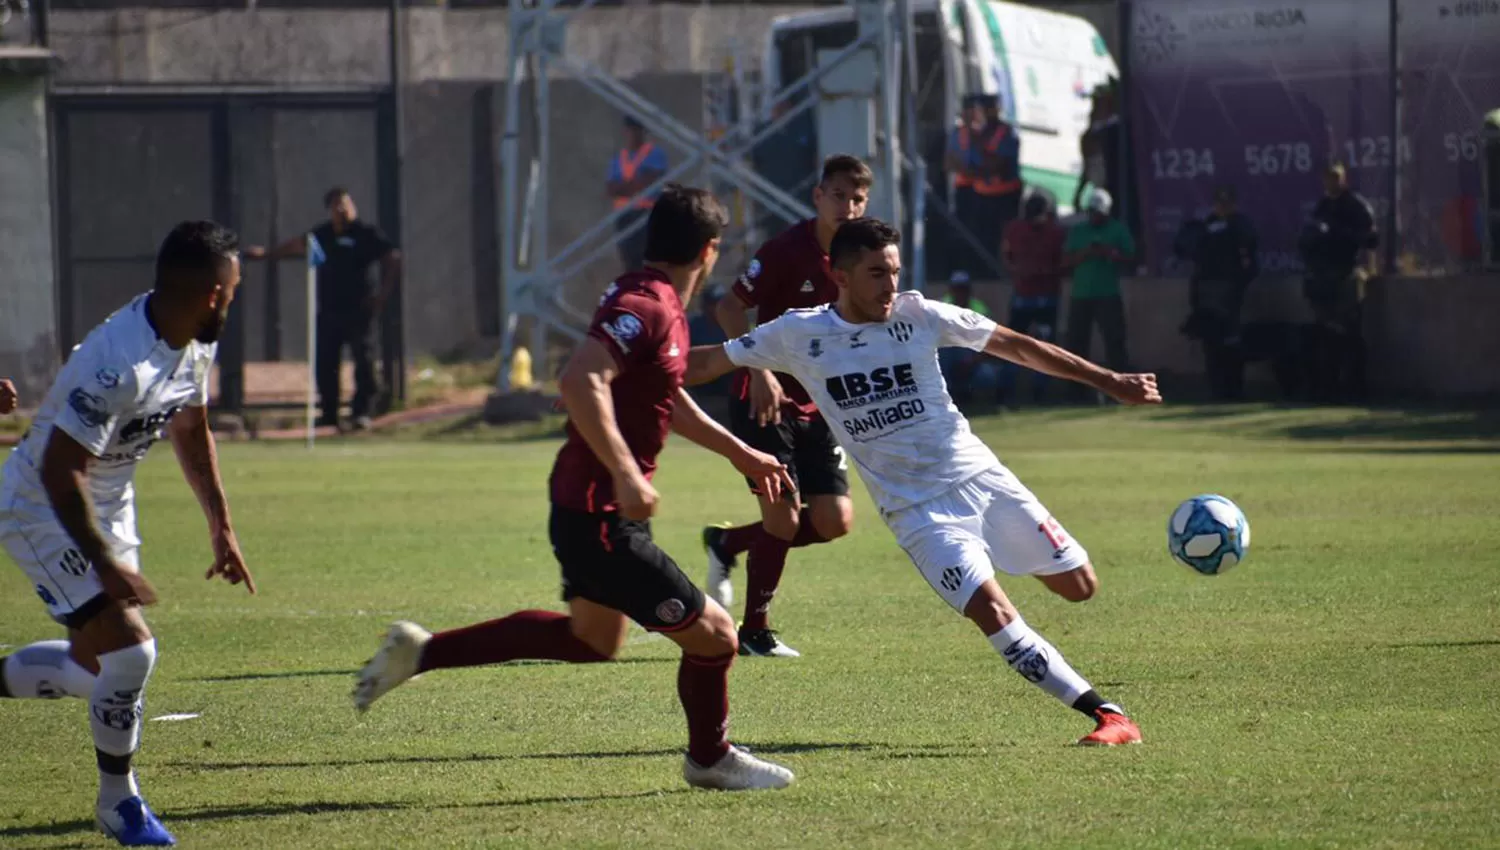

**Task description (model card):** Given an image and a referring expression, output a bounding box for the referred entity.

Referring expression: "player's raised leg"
[890,480,1139,746]
[963,579,1140,746]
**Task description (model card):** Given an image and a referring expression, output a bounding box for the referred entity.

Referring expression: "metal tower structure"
[495,0,927,391]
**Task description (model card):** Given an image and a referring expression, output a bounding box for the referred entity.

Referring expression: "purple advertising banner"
[1397,1,1500,271]
[1128,0,1500,277]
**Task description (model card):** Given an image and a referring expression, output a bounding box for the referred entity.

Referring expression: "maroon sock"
[742,530,791,632]
[417,610,608,672]
[789,508,830,548]
[719,522,761,558]
[678,652,733,767]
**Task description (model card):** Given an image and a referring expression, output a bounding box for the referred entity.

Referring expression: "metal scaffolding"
[495,0,926,391]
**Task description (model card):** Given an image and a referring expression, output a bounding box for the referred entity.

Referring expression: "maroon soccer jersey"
[728,218,836,417]
[550,269,689,513]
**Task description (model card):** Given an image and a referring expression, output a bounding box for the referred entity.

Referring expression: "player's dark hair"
[829,217,901,270]
[643,184,728,265]
[324,186,350,208]
[154,220,239,294]
[820,154,874,190]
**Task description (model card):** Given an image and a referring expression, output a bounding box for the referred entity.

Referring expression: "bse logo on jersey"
[826,363,928,439]
[824,363,918,411]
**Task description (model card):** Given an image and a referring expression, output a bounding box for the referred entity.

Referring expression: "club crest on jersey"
[799,280,815,293]
[602,313,644,353]
[95,368,121,389]
[67,389,110,428]
[808,339,824,358]
[888,321,913,343]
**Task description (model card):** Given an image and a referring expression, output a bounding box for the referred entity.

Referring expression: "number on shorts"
[1039,516,1069,551]
[832,446,848,471]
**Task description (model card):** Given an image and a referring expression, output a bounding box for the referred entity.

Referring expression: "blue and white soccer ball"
[1167,495,1250,576]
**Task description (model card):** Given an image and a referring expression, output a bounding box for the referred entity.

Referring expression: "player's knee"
[962,587,1020,635]
[811,503,854,540]
[697,602,740,655]
[569,620,624,660]
[762,510,800,542]
[1057,566,1098,602]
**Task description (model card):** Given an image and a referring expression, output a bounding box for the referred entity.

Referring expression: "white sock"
[91,640,157,809]
[0,640,96,699]
[989,615,1092,707]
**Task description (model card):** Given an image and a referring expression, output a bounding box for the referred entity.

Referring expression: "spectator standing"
[1180,186,1259,400]
[1298,162,1376,401]
[999,194,1067,405]
[245,187,401,431]
[1063,190,1134,401]
[943,94,986,283]
[607,116,669,273]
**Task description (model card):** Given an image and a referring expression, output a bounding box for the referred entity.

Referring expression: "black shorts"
[728,392,850,499]
[549,506,706,632]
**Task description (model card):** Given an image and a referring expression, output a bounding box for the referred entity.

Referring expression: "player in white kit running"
[0,221,256,846]
[687,218,1160,746]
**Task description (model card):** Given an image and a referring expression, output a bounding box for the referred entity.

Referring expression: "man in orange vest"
[972,93,1023,250]
[943,94,986,283]
[606,116,669,272]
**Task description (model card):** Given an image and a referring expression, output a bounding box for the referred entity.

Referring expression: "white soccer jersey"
[1,294,216,522]
[725,291,1001,513]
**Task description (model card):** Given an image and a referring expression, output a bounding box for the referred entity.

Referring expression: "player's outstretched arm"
[982,325,1162,406]
[0,378,17,414]
[169,406,256,594]
[670,388,793,502]
[684,344,740,387]
[41,431,159,606]
[559,337,657,520]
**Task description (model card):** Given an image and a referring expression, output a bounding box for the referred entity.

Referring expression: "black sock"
[1070,689,1123,718]
[0,657,10,698]
[97,748,133,775]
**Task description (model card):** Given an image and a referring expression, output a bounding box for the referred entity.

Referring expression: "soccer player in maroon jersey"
[352,185,798,791]
[702,154,873,658]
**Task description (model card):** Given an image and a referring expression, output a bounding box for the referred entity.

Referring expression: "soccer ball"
[1167,494,1250,576]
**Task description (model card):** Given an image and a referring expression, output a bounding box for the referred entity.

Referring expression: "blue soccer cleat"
[97,796,176,847]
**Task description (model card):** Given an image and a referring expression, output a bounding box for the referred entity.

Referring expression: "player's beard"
[195,304,231,343]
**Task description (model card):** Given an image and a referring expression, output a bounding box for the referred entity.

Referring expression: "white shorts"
[0,491,140,627]
[884,466,1090,612]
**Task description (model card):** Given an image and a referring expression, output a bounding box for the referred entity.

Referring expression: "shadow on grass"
[1387,639,1500,650]
[1139,404,1500,449]
[0,790,695,840]
[167,740,987,773]
[186,657,671,683]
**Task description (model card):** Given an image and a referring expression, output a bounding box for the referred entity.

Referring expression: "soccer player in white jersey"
[687,218,1160,746]
[0,221,256,846]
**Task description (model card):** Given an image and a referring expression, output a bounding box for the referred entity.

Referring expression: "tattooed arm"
[169,406,256,593]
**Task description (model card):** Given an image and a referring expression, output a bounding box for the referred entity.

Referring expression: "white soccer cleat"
[352,620,431,713]
[683,746,795,791]
[702,524,736,607]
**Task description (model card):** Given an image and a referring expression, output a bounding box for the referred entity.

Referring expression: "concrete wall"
[48,6,811,86]
[0,68,59,402]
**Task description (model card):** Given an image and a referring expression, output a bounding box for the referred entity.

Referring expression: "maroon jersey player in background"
[703,155,873,658]
[353,185,798,791]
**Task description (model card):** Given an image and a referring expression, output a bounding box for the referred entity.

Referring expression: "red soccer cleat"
[1077,711,1142,747]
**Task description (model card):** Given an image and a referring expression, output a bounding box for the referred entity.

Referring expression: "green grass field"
[2,405,1498,849]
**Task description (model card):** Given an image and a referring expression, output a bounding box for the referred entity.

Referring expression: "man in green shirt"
[1064,190,1134,400]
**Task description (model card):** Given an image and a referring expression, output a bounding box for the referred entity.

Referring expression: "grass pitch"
[1,405,1497,849]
